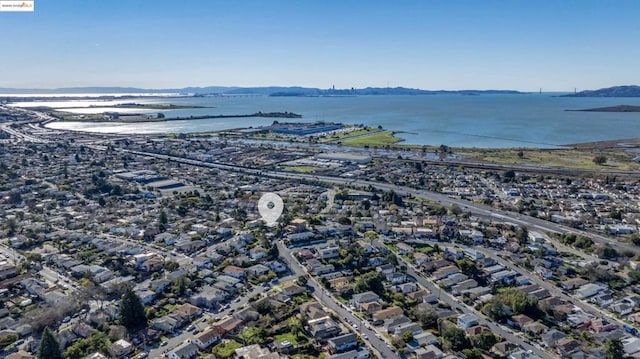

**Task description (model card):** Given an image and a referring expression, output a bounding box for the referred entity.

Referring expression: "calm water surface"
[37,94,640,148]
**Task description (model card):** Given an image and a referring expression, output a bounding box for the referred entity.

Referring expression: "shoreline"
[48,111,303,123]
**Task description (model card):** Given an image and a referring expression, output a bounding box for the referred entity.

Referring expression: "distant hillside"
[562,85,640,97]
[270,87,526,96]
[0,85,528,96]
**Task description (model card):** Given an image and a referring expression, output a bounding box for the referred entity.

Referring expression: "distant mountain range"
[561,85,640,97]
[0,86,527,96]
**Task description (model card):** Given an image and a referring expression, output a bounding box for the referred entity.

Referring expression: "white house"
[192,327,222,349]
[457,313,479,329]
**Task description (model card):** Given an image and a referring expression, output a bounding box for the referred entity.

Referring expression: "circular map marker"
[258,192,284,226]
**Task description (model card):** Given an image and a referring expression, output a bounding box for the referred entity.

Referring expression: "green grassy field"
[456,148,640,171]
[340,131,403,146]
[283,166,316,173]
[319,127,379,143]
[275,332,302,346]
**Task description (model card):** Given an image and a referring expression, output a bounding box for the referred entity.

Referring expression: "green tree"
[119,287,147,331]
[472,331,498,350]
[593,155,607,165]
[442,326,470,351]
[598,245,619,259]
[412,306,439,330]
[354,272,385,296]
[172,276,190,296]
[38,327,62,359]
[164,260,180,272]
[297,275,308,286]
[605,338,625,359]
[402,330,414,343]
[158,210,168,230]
[0,332,18,346]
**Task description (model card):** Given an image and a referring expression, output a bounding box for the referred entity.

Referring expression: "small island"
[567,105,640,112]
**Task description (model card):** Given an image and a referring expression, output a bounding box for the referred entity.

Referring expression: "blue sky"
[1,0,639,90]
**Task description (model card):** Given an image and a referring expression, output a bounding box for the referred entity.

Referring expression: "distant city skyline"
[1,0,639,91]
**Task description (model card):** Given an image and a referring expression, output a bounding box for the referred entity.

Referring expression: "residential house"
[223,265,246,279]
[556,338,581,356]
[413,252,430,266]
[611,301,634,316]
[108,339,133,358]
[561,278,588,291]
[152,316,178,333]
[266,261,287,273]
[247,264,270,277]
[384,315,411,333]
[192,327,223,349]
[372,306,404,322]
[414,332,439,346]
[541,329,567,348]
[589,318,616,333]
[576,283,605,299]
[249,246,268,261]
[308,316,341,339]
[415,345,444,359]
[376,264,395,275]
[282,284,306,297]
[396,282,417,294]
[396,242,414,255]
[422,259,453,272]
[393,322,423,336]
[135,289,156,305]
[386,272,407,284]
[457,313,479,329]
[360,301,383,315]
[509,350,542,359]
[319,246,340,259]
[212,316,244,335]
[433,266,459,280]
[234,307,260,323]
[327,349,370,359]
[463,248,483,260]
[190,285,228,308]
[523,322,548,336]
[509,314,533,330]
[167,342,199,359]
[352,292,381,310]
[328,333,358,353]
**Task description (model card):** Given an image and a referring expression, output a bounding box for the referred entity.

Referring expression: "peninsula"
[51,111,302,122]
[567,105,640,112]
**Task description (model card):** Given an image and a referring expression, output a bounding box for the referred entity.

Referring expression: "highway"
[3,115,638,256]
[116,148,640,257]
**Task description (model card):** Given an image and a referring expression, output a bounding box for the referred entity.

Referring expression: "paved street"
[277,241,399,359]
[371,239,554,359]
[117,149,640,257]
